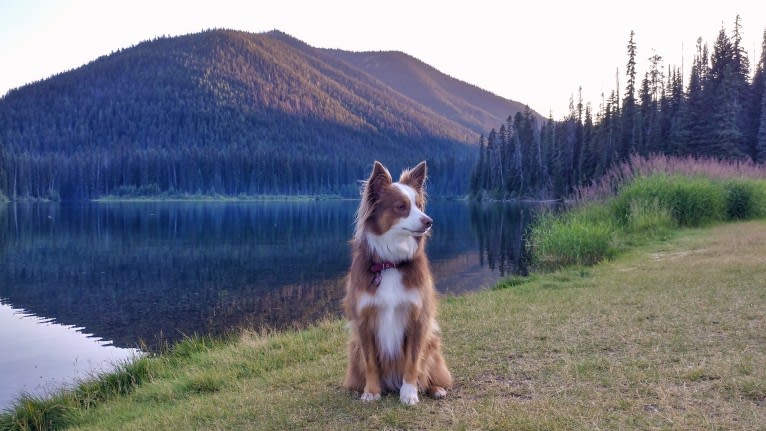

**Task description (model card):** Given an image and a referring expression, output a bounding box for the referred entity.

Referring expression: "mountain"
[327,48,533,136]
[0,29,533,200]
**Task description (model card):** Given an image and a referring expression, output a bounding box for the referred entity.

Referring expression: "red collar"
[370,261,397,286]
[369,261,397,273]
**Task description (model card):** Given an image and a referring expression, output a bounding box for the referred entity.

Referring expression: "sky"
[1,0,765,120]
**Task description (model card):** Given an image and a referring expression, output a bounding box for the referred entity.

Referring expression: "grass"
[529,203,617,267]
[530,173,766,269]
[2,220,765,430]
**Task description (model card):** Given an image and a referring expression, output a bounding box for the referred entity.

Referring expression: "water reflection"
[0,302,140,409]
[0,200,546,352]
[469,201,552,276]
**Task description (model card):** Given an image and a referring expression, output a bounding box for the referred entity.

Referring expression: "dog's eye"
[397,202,407,211]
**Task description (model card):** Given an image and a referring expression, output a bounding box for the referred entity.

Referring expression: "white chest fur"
[357,269,422,359]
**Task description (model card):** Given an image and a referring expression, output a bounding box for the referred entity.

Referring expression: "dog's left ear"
[400,161,427,191]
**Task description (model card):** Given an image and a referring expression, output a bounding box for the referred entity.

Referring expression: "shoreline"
[2,220,765,429]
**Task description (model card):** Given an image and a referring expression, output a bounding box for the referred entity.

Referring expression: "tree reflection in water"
[0,201,548,351]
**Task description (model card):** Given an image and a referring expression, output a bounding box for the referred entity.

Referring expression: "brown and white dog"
[342,160,452,405]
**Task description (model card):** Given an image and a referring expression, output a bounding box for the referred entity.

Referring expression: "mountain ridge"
[0,29,534,199]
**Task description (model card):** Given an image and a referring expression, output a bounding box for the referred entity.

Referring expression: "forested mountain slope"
[328,48,535,136]
[0,29,531,199]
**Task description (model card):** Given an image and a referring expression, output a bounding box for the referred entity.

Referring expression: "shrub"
[724,180,766,220]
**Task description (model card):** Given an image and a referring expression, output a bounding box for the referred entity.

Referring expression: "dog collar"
[370,261,397,286]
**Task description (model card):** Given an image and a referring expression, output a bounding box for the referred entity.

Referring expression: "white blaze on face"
[392,183,429,235]
[365,183,428,263]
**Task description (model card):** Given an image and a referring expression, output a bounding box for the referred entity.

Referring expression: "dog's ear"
[365,161,392,203]
[400,161,427,191]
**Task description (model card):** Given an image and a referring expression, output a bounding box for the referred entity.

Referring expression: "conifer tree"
[486,128,500,192]
[511,122,523,196]
[748,29,766,161]
[0,142,6,199]
[637,73,651,155]
[707,27,745,158]
[681,38,710,155]
[581,103,595,180]
[621,31,638,158]
[498,123,508,190]
[758,90,766,163]
[731,15,752,156]
[470,134,486,195]
[645,53,664,154]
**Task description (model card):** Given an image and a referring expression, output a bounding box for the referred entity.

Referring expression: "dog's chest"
[358,269,422,359]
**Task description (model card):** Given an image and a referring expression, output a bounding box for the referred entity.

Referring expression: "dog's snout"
[421,215,433,229]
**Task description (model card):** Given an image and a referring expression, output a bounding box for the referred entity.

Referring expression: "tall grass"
[613,175,727,227]
[0,356,154,431]
[530,204,616,267]
[574,154,766,203]
[530,156,766,269]
[0,394,71,431]
[724,179,766,220]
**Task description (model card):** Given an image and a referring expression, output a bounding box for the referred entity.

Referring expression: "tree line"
[472,17,766,199]
[0,30,474,201]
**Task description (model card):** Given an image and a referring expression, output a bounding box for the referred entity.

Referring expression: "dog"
[342,160,452,405]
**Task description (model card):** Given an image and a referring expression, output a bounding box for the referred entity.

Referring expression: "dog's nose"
[421,215,433,229]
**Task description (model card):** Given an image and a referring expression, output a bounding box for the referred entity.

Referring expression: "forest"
[0,30,478,201]
[471,17,766,199]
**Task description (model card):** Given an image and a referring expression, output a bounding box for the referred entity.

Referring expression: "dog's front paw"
[431,386,447,399]
[361,392,381,402]
[399,382,419,405]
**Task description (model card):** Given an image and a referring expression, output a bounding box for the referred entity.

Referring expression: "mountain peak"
[0,29,533,200]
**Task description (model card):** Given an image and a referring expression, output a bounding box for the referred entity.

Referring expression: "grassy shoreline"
[3,220,765,430]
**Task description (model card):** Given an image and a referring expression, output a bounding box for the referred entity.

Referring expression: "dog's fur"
[342,160,452,405]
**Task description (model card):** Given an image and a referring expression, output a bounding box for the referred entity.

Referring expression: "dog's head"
[354,161,432,258]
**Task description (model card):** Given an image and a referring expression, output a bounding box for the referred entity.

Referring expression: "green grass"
[530,174,766,269]
[529,203,617,268]
[613,175,728,227]
[3,221,766,430]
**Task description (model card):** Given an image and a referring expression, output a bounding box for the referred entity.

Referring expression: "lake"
[0,200,545,409]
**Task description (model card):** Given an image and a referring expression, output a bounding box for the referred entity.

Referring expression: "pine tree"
[637,73,651,155]
[748,29,766,161]
[621,31,638,158]
[470,134,485,195]
[706,27,746,158]
[663,67,685,152]
[731,15,752,157]
[540,114,557,190]
[645,53,664,154]
[486,128,501,192]
[498,123,508,190]
[682,38,710,155]
[573,87,585,184]
[581,103,596,181]
[758,89,766,163]
[0,142,6,200]
[511,123,523,196]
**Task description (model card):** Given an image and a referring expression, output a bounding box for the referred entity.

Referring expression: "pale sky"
[1,0,765,120]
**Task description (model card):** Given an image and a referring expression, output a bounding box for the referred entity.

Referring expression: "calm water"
[0,200,544,408]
